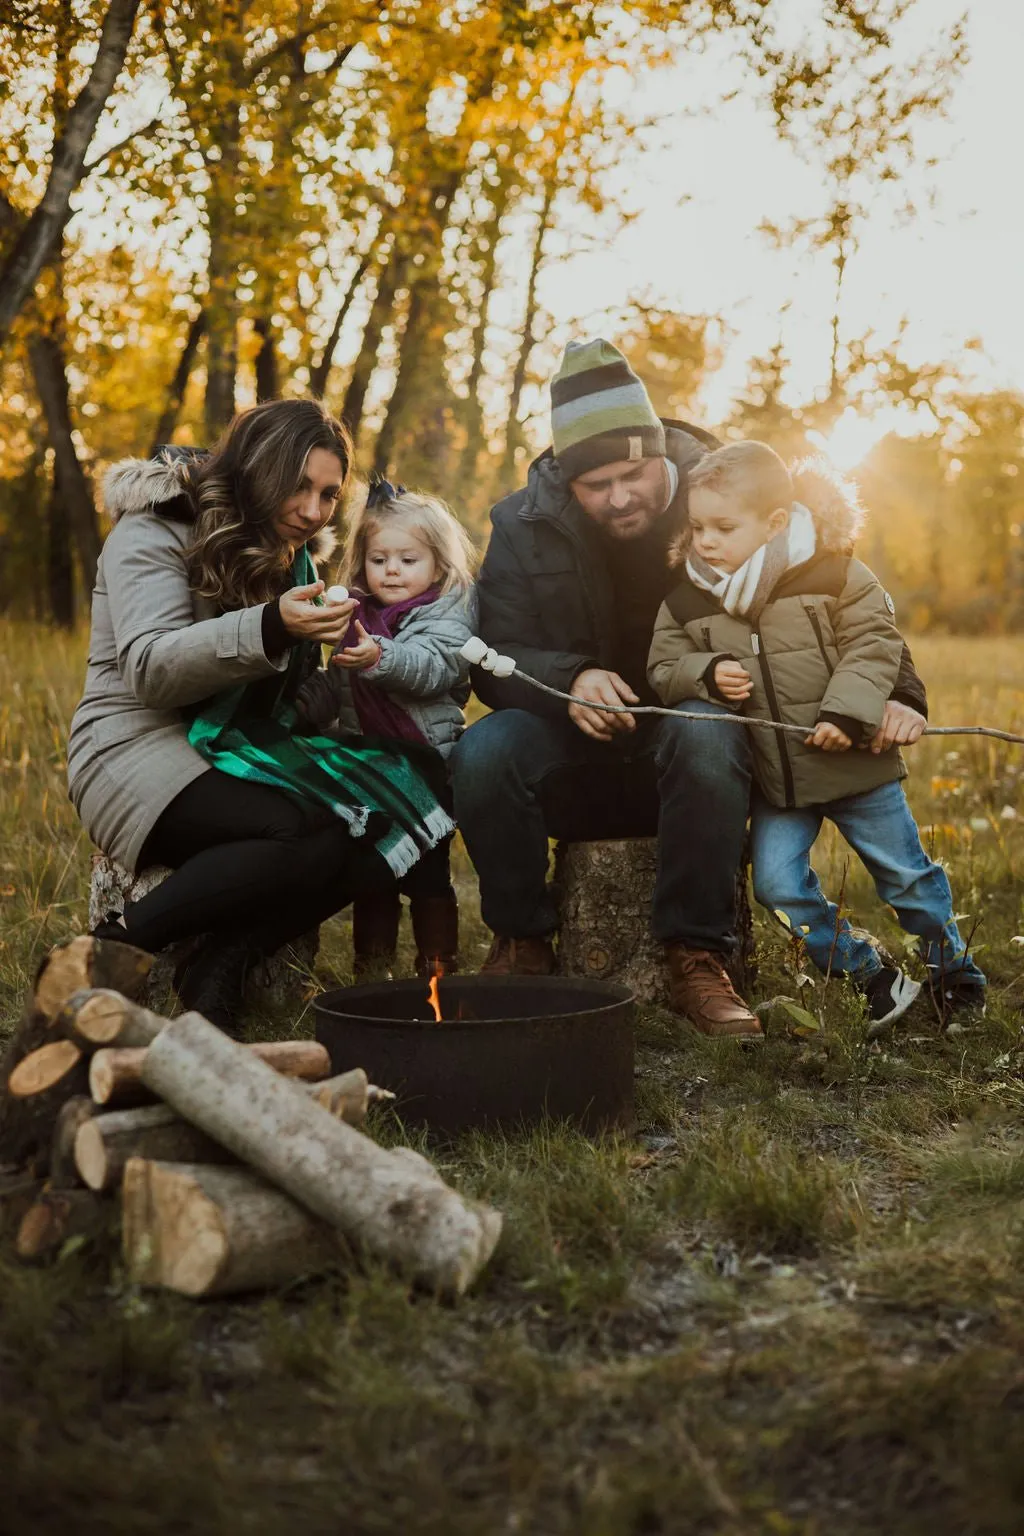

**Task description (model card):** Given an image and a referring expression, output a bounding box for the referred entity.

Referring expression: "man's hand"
[713,660,753,703]
[805,721,852,752]
[332,620,382,671]
[569,668,639,740]
[865,700,927,754]
[279,582,357,644]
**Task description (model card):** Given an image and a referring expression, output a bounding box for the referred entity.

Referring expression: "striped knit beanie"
[551,338,665,480]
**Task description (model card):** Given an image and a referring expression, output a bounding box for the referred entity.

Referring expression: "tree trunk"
[46,458,75,627]
[89,1036,332,1107]
[29,327,103,592]
[203,95,244,438]
[122,1159,340,1297]
[340,241,400,441]
[458,174,512,478]
[501,178,556,479]
[554,838,756,1005]
[309,252,372,399]
[253,316,279,402]
[141,1013,502,1296]
[0,0,143,347]
[149,308,205,453]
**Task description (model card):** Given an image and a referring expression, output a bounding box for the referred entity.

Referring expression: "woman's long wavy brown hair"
[184,400,353,610]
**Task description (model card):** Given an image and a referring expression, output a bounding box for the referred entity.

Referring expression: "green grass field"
[2,623,1024,1535]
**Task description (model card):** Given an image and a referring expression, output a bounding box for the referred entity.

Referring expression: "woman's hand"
[279,581,356,644]
[332,620,383,671]
[713,660,753,703]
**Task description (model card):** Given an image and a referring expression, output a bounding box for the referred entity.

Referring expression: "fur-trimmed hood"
[790,459,865,556]
[101,455,338,565]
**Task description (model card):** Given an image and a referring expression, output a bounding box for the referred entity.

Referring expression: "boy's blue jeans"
[750,780,986,989]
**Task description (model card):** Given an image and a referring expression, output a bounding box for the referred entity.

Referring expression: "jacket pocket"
[803,603,835,674]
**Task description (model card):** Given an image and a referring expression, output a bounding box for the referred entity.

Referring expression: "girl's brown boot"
[411,892,460,977]
[352,890,402,979]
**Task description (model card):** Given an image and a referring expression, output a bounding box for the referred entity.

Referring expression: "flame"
[427,963,444,1023]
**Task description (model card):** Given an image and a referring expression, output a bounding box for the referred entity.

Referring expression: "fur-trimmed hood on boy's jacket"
[68,456,336,874]
[647,461,929,811]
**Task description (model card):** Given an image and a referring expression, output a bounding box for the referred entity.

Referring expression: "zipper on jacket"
[701,624,712,649]
[754,629,797,808]
[804,604,834,675]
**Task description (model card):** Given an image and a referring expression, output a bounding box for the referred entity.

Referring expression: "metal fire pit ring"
[314,975,635,1135]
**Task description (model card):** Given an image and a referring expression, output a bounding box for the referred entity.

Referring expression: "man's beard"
[593,497,665,539]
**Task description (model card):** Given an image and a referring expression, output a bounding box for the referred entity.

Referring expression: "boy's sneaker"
[927,974,987,1032]
[861,966,921,1037]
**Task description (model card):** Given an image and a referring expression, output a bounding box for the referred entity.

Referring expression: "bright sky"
[536,0,1024,465]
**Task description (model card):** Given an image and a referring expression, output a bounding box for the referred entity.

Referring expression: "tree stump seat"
[553,837,755,1005]
[88,855,319,1010]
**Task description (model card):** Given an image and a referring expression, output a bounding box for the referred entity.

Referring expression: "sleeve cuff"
[890,689,929,721]
[261,598,293,660]
[817,710,865,746]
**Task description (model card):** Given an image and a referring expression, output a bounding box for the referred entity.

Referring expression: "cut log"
[554,836,756,1005]
[75,1078,375,1192]
[8,1040,83,1097]
[122,1158,341,1298]
[50,1096,96,1188]
[89,854,319,1009]
[141,1013,502,1296]
[0,935,152,1169]
[15,1187,108,1263]
[89,1036,331,1108]
[57,988,165,1050]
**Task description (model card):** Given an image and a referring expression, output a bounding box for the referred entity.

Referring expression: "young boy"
[647,440,986,1029]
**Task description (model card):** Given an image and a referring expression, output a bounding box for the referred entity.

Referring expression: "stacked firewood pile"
[0,937,502,1298]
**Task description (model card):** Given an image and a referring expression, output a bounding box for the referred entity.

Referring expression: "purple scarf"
[341,586,441,745]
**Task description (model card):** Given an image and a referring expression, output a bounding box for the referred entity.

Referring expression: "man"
[450,339,928,1037]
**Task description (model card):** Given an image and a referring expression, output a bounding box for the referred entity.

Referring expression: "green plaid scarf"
[187,548,454,877]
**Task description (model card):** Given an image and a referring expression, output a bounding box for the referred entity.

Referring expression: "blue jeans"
[750,780,986,988]
[451,702,752,951]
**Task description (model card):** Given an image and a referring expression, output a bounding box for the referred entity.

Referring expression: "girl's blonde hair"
[341,486,477,596]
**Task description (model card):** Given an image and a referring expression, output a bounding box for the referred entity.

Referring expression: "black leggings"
[121,770,395,954]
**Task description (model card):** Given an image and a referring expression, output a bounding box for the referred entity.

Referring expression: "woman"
[69,399,446,1031]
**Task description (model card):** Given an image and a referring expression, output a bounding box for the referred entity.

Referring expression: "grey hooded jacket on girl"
[67,456,336,872]
[295,588,478,758]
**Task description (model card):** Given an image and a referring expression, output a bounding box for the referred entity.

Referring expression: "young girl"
[647,440,986,1030]
[297,478,477,977]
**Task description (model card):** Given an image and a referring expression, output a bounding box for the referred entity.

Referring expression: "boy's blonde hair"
[687,440,793,519]
[341,486,477,597]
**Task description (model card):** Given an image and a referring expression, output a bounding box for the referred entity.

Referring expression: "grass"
[3,620,1024,1533]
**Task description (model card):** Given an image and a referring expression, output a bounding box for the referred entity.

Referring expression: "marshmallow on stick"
[324,584,350,604]
[460,637,515,678]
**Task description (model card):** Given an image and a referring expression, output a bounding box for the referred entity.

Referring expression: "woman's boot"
[173,935,256,1037]
[352,890,402,980]
[411,891,460,977]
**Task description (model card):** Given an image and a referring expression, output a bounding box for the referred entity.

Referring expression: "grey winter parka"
[67,457,335,873]
[647,467,918,809]
[295,588,477,757]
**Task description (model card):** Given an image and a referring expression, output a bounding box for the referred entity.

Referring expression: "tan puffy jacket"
[647,474,909,809]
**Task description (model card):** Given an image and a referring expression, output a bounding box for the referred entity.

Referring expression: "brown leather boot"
[666,943,762,1039]
[411,892,460,977]
[479,935,557,977]
[353,890,402,980]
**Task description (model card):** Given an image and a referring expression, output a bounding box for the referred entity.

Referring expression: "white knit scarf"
[685,502,817,622]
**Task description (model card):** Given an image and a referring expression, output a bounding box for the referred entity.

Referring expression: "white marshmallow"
[490,654,516,678]
[460,636,490,665]
[324,584,349,604]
